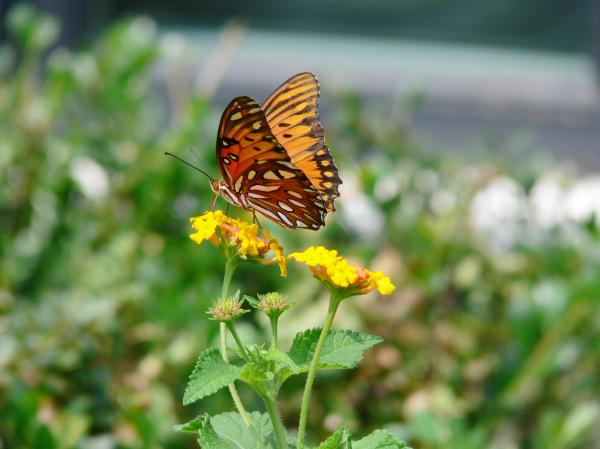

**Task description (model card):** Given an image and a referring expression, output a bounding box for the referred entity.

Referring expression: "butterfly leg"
[208,192,218,211]
[251,209,263,229]
[225,203,230,217]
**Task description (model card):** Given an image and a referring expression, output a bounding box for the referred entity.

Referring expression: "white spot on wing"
[234,175,244,192]
[252,121,262,130]
[248,192,267,199]
[277,161,296,169]
[247,170,256,180]
[289,199,306,208]
[278,212,293,226]
[263,171,279,180]
[278,170,296,179]
[250,185,280,192]
[288,191,303,199]
[278,201,293,212]
[248,202,279,220]
[231,112,242,121]
[304,212,318,222]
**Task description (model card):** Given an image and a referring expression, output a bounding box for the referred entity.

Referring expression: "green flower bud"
[246,292,294,318]
[207,295,248,322]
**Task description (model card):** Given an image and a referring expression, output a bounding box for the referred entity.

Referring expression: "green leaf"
[243,295,259,308]
[33,425,56,449]
[353,430,411,449]
[262,348,302,378]
[183,347,241,405]
[289,329,383,371]
[315,428,352,449]
[195,415,234,449]
[240,361,273,390]
[196,412,277,449]
[174,415,205,433]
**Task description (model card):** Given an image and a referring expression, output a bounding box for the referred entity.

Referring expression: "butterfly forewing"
[262,72,342,212]
[216,96,327,229]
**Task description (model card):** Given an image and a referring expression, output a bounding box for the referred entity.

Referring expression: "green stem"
[296,292,343,448]
[226,321,249,360]
[270,316,279,349]
[262,393,288,449]
[218,257,253,428]
[221,256,236,298]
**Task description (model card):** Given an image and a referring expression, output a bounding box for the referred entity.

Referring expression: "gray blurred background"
[2,0,598,165]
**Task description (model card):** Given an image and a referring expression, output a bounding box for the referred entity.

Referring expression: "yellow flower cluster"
[288,246,395,296]
[189,210,287,276]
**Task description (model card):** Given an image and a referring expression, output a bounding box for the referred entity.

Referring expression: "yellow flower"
[236,223,266,257]
[366,270,396,295]
[289,246,395,296]
[265,230,287,277]
[189,210,287,276]
[189,210,225,245]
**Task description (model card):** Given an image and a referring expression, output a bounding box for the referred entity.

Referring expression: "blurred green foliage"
[1,4,600,449]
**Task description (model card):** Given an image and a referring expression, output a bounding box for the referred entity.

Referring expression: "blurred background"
[1,1,600,448]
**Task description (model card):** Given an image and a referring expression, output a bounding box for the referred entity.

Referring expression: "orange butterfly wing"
[216,96,327,229]
[262,72,342,212]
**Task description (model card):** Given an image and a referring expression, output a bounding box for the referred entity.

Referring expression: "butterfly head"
[209,179,221,194]
[210,179,245,208]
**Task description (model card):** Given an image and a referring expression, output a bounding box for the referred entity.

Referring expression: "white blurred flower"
[564,176,600,223]
[531,279,567,313]
[129,17,157,45]
[70,156,109,201]
[400,191,423,216]
[470,176,526,249]
[430,189,456,215]
[529,172,565,228]
[72,53,99,89]
[160,32,186,60]
[339,176,384,240]
[82,435,116,449]
[374,174,399,202]
[415,168,439,193]
[21,99,50,132]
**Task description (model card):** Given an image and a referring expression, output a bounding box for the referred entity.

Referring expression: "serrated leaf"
[263,348,302,378]
[197,412,277,449]
[315,428,352,449]
[353,430,411,449]
[195,415,235,449]
[240,361,273,389]
[175,415,205,433]
[289,329,383,371]
[183,347,241,405]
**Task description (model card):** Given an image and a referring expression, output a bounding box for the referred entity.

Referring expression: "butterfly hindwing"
[262,72,342,212]
[216,96,327,229]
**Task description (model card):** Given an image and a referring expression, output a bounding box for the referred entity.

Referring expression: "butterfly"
[209,72,342,230]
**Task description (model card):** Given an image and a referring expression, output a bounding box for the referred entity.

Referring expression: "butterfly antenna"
[164,152,214,181]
